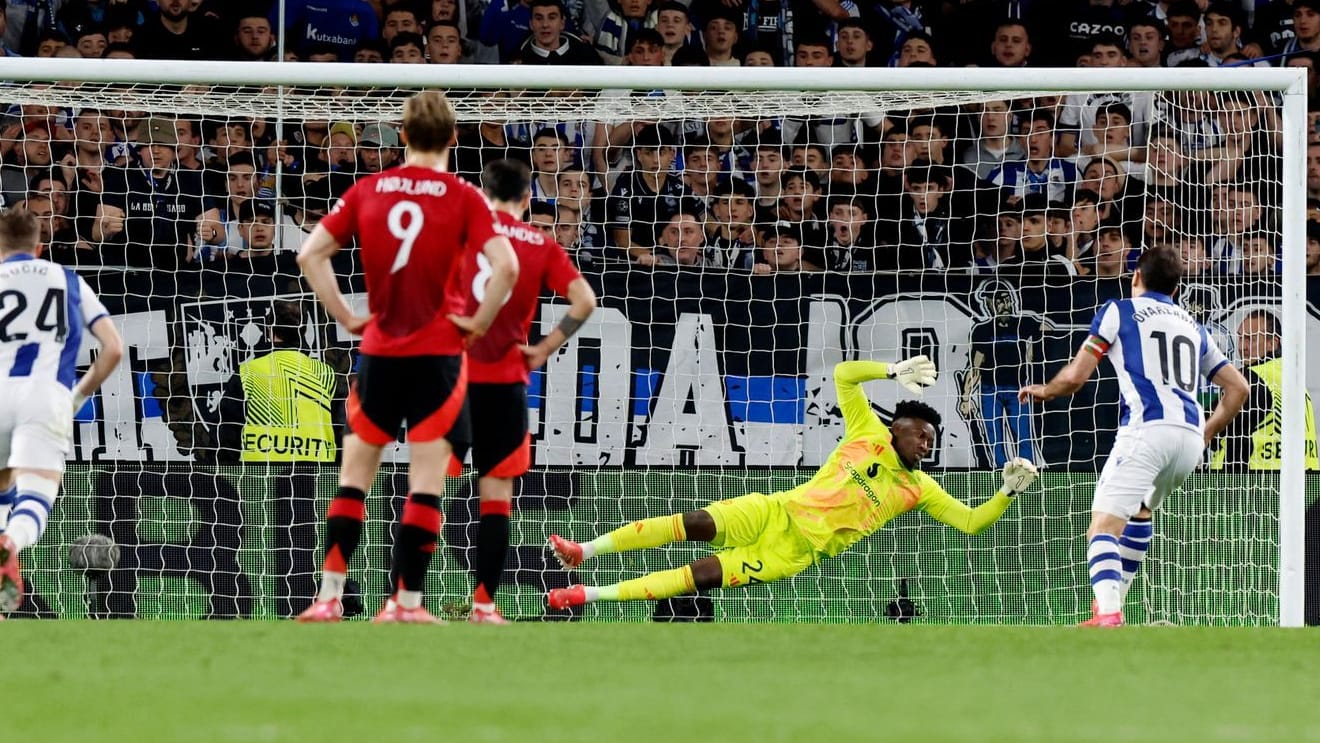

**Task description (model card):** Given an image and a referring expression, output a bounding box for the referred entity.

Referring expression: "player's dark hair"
[481,158,532,203]
[0,207,40,253]
[894,400,941,430]
[1137,244,1183,295]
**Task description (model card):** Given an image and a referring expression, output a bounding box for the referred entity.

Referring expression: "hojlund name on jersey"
[373,177,448,197]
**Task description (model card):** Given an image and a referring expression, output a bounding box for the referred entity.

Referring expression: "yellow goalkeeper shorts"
[703,493,817,588]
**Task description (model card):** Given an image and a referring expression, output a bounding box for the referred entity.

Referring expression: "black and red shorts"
[468,382,531,478]
[347,353,471,450]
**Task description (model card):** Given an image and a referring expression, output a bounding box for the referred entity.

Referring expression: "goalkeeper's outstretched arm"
[833,356,938,437]
[919,458,1039,535]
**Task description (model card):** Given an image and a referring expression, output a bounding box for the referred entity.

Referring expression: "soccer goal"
[0,59,1307,625]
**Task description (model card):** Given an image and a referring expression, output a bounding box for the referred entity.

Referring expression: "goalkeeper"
[546,357,1038,610]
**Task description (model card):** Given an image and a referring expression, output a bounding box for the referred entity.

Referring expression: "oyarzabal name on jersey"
[1131,304,1189,323]
[374,177,448,197]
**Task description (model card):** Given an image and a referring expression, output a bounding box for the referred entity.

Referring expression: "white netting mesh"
[0,71,1301,625]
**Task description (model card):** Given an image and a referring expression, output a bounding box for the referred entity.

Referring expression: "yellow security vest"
[239,350,337,462]
[1211,357,1319,471]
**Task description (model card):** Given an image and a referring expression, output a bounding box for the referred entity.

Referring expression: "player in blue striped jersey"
[1019,246,1249,626]
[0,208,123,613]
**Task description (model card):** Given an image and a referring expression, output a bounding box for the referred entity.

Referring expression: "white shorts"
[1093,425,1203,520]
[0,380,73,472]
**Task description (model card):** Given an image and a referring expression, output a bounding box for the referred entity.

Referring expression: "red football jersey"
[462,211,582,384]
[320,165,501,356]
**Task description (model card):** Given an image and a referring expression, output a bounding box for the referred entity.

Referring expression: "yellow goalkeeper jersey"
[773,360,1014,558]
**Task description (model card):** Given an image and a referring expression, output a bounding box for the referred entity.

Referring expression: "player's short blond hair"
[0,207,40,254]
[402,90,457,154]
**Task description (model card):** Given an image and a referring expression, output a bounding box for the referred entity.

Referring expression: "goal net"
[3,61,1307,625]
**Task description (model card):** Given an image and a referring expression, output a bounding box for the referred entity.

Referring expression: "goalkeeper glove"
[889,355,938,394]
[1001,457,1039,496]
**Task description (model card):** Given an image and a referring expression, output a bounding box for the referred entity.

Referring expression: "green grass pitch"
[9,622,1319,743]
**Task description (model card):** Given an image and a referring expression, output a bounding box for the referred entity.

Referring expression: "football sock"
[591,565,696,603]
[587,513,687,558]
[1117,516,1153,603]
[392,492,443,602]
[320,486,366,600]
[476,499,511,602]
[1088,533,1123,616]
[0,484,15,529]
[6,475,59,552]
[324,487,367,571]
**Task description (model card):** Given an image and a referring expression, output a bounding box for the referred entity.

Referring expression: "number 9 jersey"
[319,165,502,356]
[1084,291,1229,434]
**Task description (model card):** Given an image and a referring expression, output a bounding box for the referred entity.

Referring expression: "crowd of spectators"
[1,0,1318,311]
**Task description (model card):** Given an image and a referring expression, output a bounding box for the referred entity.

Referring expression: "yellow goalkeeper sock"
[586,513,687,558]
[594,565,697,602]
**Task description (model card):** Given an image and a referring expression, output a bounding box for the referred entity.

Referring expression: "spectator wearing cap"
[520,0,603,64]
[608,123,688,265]
[753,222,819,274]
[703,178,757,270]
[277,0,378,62]
[315,121,357,174]
[390,32,426,62]
[884,162,975,271]
[987,109,1077,204]
[654,207,708,267]
[654,1,692,63]
[702,6,741,66]
[1127,17,1166,68]
[959,100,1025,180]
[135,0,224,60]
[835,19,873,67]
[233,9,277,62]
[595,0,658,65]
[359,123,401,174]
[95,115,207,279]
[426,20,465,63]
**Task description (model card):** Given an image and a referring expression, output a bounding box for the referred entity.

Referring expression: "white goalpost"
[0,58,1306,625]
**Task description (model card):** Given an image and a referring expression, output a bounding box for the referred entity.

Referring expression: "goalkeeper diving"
[546,356,1039,609]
